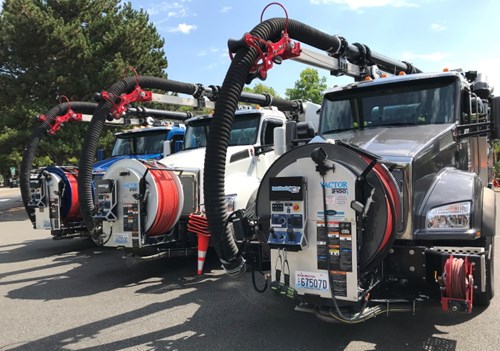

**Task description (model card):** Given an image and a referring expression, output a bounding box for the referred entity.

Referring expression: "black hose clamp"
[193,83,206,109]
[262,93,273,107]
[333,36,348,56]
[207,85,221,102]
[402,61,417,74]
[352,43,368,65]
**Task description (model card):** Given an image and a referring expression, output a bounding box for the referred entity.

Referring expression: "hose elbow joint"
[220,256,247,278]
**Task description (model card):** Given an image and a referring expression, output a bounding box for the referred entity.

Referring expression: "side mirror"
[285,121,298,152]
[297,121,316,139]
[174,140,184,153]
[300,101,321,132]
[273,126,286,156]
[96,148,104,161]
[163,140,172,157]
[491,96,500,139]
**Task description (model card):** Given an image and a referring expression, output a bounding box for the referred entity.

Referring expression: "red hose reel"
[63,169,80,221]
[103,159,183,238]
[145,164,182,236]
[44,166,81,222]
[440,255,474,312]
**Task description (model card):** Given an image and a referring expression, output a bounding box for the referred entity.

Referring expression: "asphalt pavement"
[1,187,499,351]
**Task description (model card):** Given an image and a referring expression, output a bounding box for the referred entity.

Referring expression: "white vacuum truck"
[76,76,318,274]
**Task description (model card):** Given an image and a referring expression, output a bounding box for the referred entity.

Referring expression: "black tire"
[475,237,495,306]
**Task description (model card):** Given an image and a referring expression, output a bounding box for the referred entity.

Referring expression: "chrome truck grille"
[389,165,410,236]
[390,167,405,194]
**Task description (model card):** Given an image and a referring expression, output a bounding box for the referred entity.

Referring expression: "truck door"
[256,118,284,177]
[462,95,490,187]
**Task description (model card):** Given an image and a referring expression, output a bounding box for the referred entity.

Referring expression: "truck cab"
[252,70,497,318]
[93,125,185,176]
[319,72,490,238]
[163,108,287,211]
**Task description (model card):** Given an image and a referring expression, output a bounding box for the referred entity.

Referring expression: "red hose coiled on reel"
[444,256,468,299]
[146,165,181,236]
[371,163,400,253]
[63,169,80,221]
[441,255,474,312]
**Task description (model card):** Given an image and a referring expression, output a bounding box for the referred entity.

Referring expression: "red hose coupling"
[244,32,301,80]
[102,86,153,120]
[47,109,82,135]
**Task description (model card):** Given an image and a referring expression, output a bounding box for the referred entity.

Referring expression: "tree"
[241,83,280,109]
[285,68,327,104]
[0,0,168,181]
[243,83,279,97]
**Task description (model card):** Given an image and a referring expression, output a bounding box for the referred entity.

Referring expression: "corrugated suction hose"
[78,77,201,237]
[20,102,97,224]
[203,18,350,277]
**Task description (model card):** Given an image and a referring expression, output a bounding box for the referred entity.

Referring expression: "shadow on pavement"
[1,241,486,351]
[0,204,29,222]
[3,274,482,351]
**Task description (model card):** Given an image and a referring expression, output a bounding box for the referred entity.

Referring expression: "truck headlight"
[426,201,471,230]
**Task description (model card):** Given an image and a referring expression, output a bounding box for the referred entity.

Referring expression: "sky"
[125,0,500,97]
[124,0,500,97]
[1,0,500,97]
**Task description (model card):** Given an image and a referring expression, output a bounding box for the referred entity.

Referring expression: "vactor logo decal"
[321,181,348,194]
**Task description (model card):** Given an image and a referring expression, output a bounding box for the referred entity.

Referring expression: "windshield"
[320,77,459,134]
[184,113,261,150]
[112,130,168,156]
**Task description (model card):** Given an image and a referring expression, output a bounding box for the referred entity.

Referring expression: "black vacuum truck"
[202,12,498,323]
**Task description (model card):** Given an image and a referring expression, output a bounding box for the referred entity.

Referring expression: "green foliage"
[492,140,500,153]
[494,162,500,179]
[285,68,327,104]
[244,83,280,97]
[0,0,168,177]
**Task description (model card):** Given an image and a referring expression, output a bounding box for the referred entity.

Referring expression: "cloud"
[220,6,232,13]
[198,47,220,57]
[168,23,197,34]
[430,23,447,32]
[167,9,189,18]
[400,51,449,62]
[310,0,418,10]
[147,1,193,18]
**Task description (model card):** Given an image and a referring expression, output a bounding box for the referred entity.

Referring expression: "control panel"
[29,178,47,207]
[34,174,62,230]
[268,176,307,251]
[94,178,117,221]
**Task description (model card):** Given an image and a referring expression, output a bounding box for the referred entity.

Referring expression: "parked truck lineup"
[18,5,499,323]
[202,15,498,322]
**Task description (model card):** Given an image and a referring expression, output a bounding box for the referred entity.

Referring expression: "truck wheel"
[475,237,495,306]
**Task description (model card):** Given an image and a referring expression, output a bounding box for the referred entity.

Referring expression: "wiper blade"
[321,128,354,134]
[371,122,418,127]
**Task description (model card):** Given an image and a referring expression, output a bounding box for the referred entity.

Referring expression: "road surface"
[0,187,499,350]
